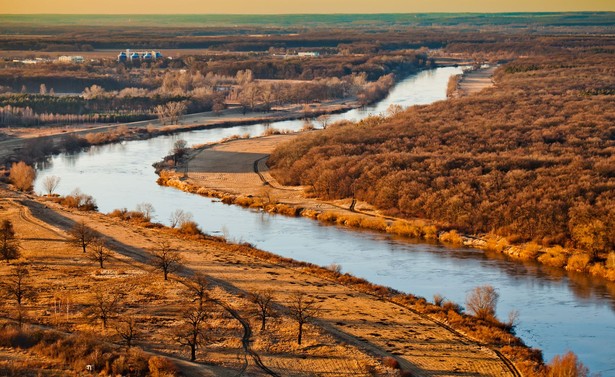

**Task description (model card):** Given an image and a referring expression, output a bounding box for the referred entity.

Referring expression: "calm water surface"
[35,67,615,374]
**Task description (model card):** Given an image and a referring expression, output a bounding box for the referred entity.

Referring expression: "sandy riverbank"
[454,65,497,97]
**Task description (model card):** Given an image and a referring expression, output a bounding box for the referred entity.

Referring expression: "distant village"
[117,49,164,62]
[9,49,324,65]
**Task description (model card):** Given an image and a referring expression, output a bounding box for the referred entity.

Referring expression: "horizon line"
[2,11,614,15]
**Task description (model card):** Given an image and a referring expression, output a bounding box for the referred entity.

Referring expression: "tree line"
[269,51,615,264]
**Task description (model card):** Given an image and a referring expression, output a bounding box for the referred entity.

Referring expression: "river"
[34,67,615,375]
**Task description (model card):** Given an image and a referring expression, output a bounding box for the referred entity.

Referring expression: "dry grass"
[0,187,529,376]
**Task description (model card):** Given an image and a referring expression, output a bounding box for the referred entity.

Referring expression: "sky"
[1,0,614,14]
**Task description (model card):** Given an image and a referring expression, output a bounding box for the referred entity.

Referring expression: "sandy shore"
[0,186,520,376]
[454,66,497,97]
[183,133,387,220]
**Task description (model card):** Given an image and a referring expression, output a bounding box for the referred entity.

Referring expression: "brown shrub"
[439,230,464,246]
[538,246,568,268]
[566,253,591,272]
[178,221,203,236]
[382,356,400,369]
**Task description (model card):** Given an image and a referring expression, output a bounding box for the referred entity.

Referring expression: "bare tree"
[252,289,275,331]
[185,273,209,310]
[115,314,139,348]
[9,161,36,192]
[288,292,319,345]
[317,113,331,129]
[135,202,155,222]
[69,220,96,253]
[152,241,183,281]
[88,238,111,269]
[156,102,187,125]
[0,220,20,263]
[42,175,61,196]
[386,104,404,117]
[176,306,208,361]
[169,209,193,228]
[1,263,35,327]
[171,139,188,164]
[466,285,499,321]
[85,285,123,330]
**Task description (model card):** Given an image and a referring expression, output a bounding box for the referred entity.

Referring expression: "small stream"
[35,67,615,374]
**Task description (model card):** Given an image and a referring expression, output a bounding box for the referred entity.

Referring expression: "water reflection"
[33,67,615,374]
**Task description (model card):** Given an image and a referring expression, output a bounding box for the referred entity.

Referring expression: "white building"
[58,55,85,63]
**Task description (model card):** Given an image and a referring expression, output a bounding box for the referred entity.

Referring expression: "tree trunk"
[261,316,266,331]
[297,322,303,345]
[190,344,196,361]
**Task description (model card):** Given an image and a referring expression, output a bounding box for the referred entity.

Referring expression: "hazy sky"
[1,0,614,14]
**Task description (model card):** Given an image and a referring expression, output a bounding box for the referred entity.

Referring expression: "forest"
[269,49,615,263]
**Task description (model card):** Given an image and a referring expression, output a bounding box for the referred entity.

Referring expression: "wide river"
[35,67,615,374]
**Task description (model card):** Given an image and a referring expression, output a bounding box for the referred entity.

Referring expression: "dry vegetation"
[269,49,615,281]
[1,185,542,376]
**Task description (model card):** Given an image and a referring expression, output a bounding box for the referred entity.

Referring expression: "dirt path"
[185,134,382,217]
[1,186,520,376]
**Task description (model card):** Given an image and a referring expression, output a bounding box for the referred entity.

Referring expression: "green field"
[1,12,614,28]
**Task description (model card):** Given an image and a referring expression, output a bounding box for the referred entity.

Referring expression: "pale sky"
[1,0,614,14]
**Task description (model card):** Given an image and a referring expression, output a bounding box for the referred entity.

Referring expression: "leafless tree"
[176,306,208,361]
[152,241,183,281]
[386,104,404,117]
[169,209,193,228]
[288,292,319,345]
[170,139,188,164]
[115,314,139,348]
[9,161,36,192]
[135,202,155,222]
[69,220,96,253]
[155,101,187,125]
[466,285,499,321]
[252,289,275,331]
[317,113,331,129]
[88,238,111,269]
[185,273,209,310]
[85,285,123,330]
[1,263,35,327]
[0,220,20,263]
[42,175,61,196]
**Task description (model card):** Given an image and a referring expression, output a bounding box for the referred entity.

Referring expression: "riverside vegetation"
[0,183,590,376]
[268,47,615,282]
[2,14,612,376]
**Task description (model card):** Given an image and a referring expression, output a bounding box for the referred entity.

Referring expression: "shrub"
[547,351,588,377]
[382,356,400,369]
[466,285,499,321]
[485,235,509,252]
[317,211,338,223]
[538,246,568,268]
[566,253,591,272]
[9,161,36,192]
[178,221,203,236]
[360,217,388,231]
[60,190,98,211]
[148,356,178,377]
[439,230,464,246]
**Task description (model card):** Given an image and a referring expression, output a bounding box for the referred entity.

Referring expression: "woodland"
[269,45,615,261]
